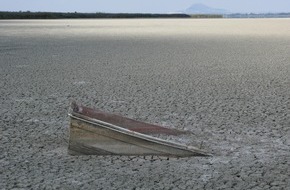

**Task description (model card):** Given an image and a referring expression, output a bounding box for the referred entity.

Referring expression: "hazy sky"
[1,0,290,13]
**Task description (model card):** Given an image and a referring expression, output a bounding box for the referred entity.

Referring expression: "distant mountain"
[183,3,229,14]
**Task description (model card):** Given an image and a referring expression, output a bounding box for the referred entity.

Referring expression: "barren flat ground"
[1,19,290,189]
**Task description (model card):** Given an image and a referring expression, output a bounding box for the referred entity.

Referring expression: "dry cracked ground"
[0,19,290,189]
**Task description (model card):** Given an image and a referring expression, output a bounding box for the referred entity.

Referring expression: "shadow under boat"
[68,101,210,157]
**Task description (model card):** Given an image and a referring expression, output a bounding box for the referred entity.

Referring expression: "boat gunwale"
[69,112,210,156]
[70,102,186,135]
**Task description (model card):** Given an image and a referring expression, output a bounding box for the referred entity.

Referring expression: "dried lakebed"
[1,19,290,189]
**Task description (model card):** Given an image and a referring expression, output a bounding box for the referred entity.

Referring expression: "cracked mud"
[1,19,290,189]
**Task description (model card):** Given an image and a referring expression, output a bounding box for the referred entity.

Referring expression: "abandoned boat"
[68,102,209,157]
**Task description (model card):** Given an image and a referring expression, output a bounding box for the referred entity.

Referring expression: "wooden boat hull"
[68,102,209,157]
